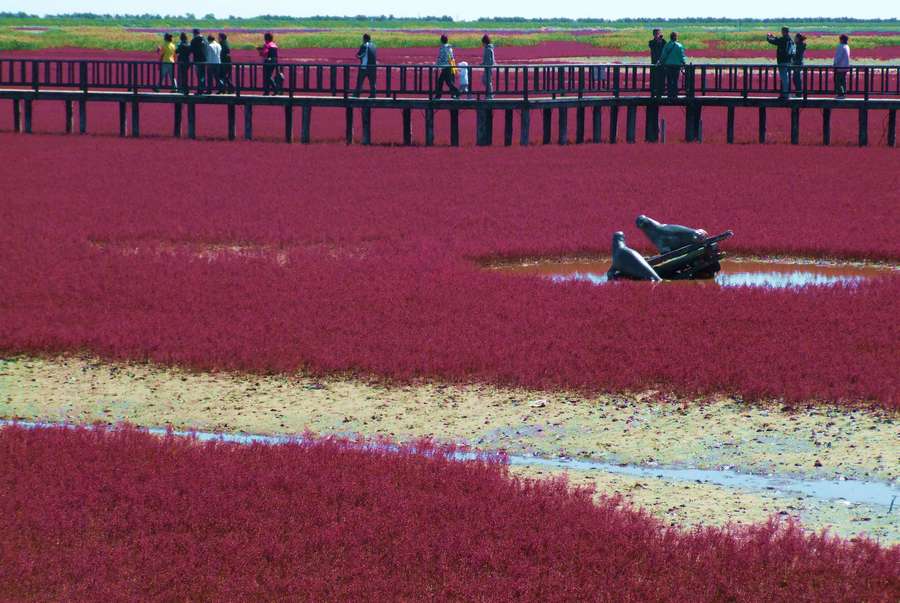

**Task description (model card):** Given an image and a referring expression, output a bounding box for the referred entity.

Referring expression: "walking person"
[791,33,807,97]
[354,33,377,98]
[766,27,796,99]
[189,28,208,94]
[834,34,851,98]
[648,28,666,97]
[658,32,686,100]
[481,34,495,99]
[176,32,191,94]
[206,35,221,94]
[155,33,177,92]
[217,32,234,93]
[434,35,459,99]
[258,32,282,95]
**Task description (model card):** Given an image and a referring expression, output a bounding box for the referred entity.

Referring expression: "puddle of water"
[3,420,897,508]
[493,259,892,289]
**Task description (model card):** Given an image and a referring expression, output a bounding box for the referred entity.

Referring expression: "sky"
[6,1,899,21]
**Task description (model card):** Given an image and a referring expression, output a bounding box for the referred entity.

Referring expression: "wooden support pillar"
[12,99,21,133]
[424,107,434,147]
[694,105,702,142]
[644,104,659,143]
[64,100,73,134]
[187,103,196,140]
[858,109,868,147]
[542,108,552,144]
[227,104,236,141]
[726,106,735,144]
[402,107,412,146]
[23,99,32,134]
[888,109,897,147]
[301,105,311,144]
[557,107,568,145]
[243,104,252,140]
[758,106,766,144]
[344,107,353,145]
[118,101,127,137]
[576,106,585,144]
[519,108,530,146]
[451,109,461,147]
[361,107,371,146]
[475,109,490,146]
[790,107,800,145]
[684,105,696,142]
[173,103,182,138]
[609,104,619,144]
[78,99,86,134]
[130,101,140,138]
[822,108,831,146]
[625,105,637,143]
[504,109,514,146]
[283,105,294,143]
[592,105,602,143]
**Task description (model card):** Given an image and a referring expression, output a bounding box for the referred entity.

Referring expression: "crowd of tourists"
[153,28,855,99]
[648,27,853,99]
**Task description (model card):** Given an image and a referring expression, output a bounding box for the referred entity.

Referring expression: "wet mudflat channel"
[490,257,897,289]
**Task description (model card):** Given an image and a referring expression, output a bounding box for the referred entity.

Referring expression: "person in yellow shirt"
[155,33,177,92]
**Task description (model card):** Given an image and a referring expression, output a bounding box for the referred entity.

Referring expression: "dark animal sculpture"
[607,231,661,281]
[635,215,709,253]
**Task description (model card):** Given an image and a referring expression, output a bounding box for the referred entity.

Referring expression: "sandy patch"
[1,355,897,543]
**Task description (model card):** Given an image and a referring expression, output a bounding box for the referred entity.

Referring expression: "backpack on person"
[786,37,796,58]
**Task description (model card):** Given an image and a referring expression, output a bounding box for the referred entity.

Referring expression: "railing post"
[289,65,296,98]
[343,65,350,99]
[863,66,870,101]
[80,61,88,93]
[741,66,748,99]
[578,67,584,99]
[31,60,38,92]
[613,66,620,98]
[523,66,529,101]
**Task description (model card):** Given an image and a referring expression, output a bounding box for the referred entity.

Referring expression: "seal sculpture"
[607,231,662,281]
[635,215,709,254]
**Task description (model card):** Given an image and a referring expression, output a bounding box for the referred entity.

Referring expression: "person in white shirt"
[833,34,851,98]
[205,35,222,94]
[457,61,470,98]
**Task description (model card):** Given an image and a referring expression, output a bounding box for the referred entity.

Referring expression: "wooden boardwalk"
[1,58,898,146]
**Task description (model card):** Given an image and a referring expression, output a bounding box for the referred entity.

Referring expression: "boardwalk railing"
[1,59,898,100]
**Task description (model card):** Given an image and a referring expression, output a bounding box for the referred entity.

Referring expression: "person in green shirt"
[657,31,687,100]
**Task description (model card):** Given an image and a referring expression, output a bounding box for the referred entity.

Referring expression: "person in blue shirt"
[354,33,377,98]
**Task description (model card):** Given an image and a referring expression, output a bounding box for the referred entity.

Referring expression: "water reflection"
[499,260,891,290]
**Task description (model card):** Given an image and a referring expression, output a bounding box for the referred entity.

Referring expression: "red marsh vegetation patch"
[1,424,897,601]
[1,137,898,406]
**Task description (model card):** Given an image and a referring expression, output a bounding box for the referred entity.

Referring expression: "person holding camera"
[766,27,796,99]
